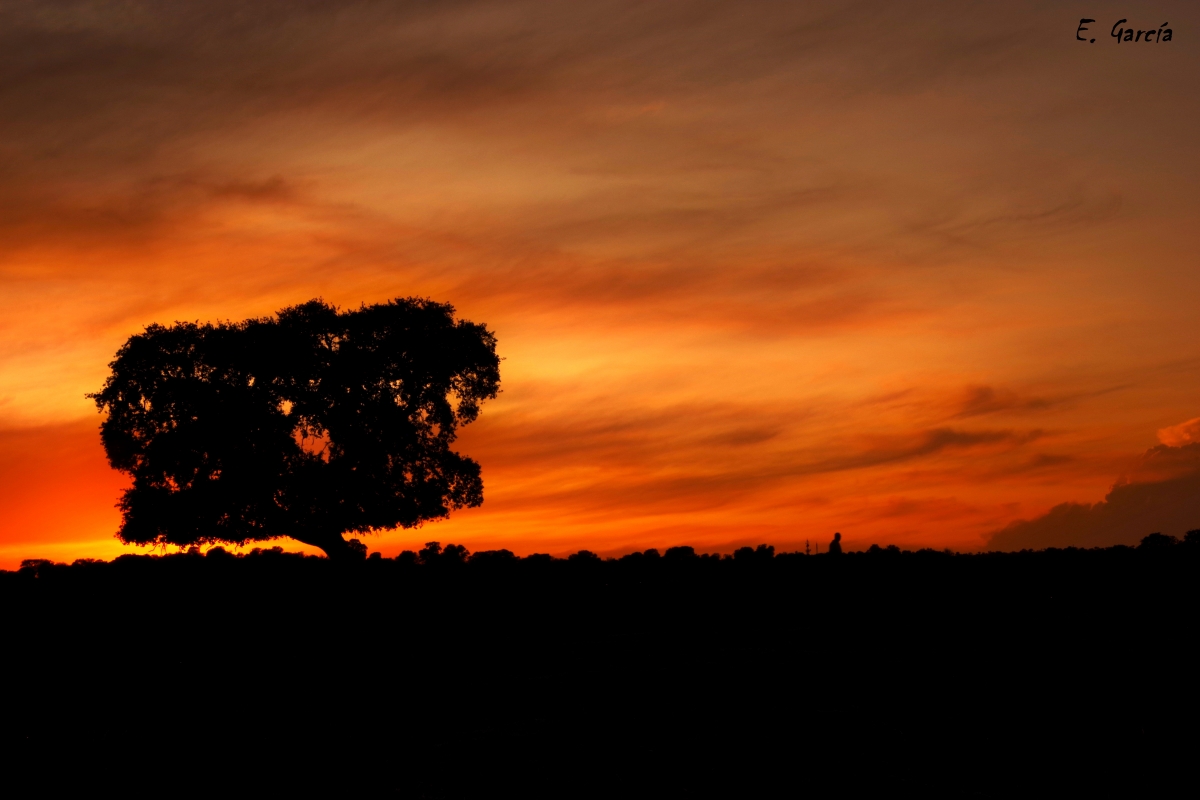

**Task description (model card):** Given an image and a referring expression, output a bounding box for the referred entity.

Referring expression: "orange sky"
[2,1,1199,567]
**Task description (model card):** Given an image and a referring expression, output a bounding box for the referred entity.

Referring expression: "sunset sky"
[2,1,1198,567]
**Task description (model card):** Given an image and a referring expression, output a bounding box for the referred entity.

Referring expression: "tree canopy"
[89,298,500,558]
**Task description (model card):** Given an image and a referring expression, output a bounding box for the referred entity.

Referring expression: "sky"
[1,0,1198,567]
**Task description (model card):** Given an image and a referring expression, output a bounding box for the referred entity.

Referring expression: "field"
[3,540,1196,795]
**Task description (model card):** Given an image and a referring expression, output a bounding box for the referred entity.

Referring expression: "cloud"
[1158,416,1200,447]
[460,388,1042,527]
[952,385,1054,418]
[0,172,310,257]
[795,427,1040,476]
[986,443,1200,551]
[950,384,1132,420]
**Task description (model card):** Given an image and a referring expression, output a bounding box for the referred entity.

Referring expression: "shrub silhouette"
[88,297,500,559]
[663,545,696,561]
[1138,532,1179,550]
[419,541,470,566]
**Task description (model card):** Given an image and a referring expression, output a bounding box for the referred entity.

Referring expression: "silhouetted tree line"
[3,532,1198,796]
[11,530,1200,582]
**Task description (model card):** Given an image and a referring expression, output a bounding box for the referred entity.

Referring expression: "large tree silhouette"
[89,298,500,559]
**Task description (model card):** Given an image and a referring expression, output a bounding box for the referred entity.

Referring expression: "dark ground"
[2,539,1197,797]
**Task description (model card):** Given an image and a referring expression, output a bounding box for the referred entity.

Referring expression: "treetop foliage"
[88,297,500,558]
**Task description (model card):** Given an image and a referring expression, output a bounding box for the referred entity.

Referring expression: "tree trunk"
[291,531,365,560]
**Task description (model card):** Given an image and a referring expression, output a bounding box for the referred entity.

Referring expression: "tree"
[89,297,500,559]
